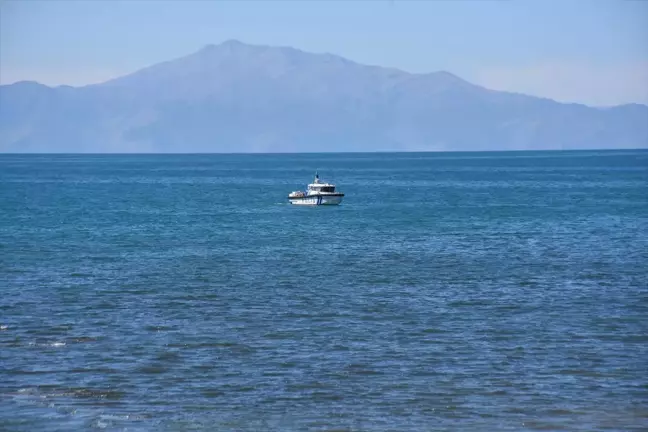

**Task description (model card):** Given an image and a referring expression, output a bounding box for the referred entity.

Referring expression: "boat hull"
[288,194,343,206]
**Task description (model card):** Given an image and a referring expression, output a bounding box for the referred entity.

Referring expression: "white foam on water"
[27,341,67,347]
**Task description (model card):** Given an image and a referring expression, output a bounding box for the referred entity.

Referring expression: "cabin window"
[321,186,335,193]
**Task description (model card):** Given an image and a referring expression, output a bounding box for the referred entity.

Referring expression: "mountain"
[1,39,647,152]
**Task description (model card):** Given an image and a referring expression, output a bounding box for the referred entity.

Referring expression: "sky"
[1,0,647,106]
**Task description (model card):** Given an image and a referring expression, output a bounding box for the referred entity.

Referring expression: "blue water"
[1,151,647,431]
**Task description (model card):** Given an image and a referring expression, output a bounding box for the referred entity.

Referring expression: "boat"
[288,172,344,206]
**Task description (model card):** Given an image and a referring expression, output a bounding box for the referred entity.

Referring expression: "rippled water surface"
[1,151,647,431]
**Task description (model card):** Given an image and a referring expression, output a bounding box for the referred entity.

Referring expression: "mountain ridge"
[1,40,646,153]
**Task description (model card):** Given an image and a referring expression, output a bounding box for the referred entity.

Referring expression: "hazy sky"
[1,0,647,106]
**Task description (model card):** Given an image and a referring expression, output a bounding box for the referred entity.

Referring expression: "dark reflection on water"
[1,151,647,431]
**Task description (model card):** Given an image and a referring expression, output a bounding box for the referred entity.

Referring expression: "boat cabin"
[306,173,337,194]
[308,184,336,193]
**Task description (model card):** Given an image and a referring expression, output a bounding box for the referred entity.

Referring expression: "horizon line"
[2,148,647,156]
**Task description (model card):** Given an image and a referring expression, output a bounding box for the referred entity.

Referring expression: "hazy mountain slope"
[1,40,646,152]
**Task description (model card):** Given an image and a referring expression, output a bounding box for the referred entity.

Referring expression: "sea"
[1,150,647,431]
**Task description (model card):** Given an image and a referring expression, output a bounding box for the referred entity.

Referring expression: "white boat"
[288,172,344,206]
